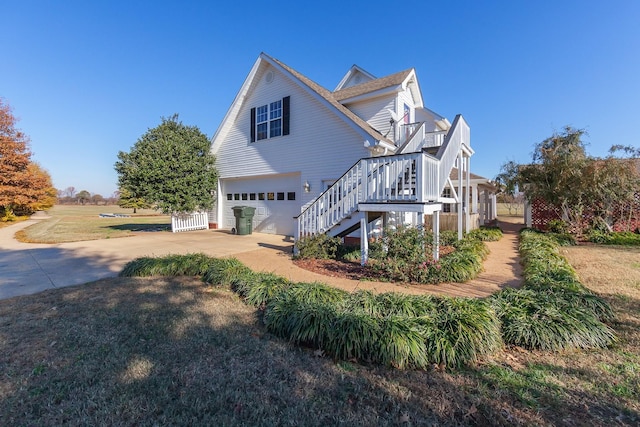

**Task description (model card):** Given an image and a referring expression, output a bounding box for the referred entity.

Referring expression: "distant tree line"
[55,187,121,206]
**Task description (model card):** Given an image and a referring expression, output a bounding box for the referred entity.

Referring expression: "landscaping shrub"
[244,273,291,307]
[605,232,640,245]
[264,294,336,348]
[490,229,616,351]
[467,226,503,242]
[120,253,214,277]
[372,292,433,317]
[439,230,459,246]
[586,228,609,244]
[491,289,616,350]
[295,234,341,259]
[336,244,361,261]
[343,290,381,316]
[547,219,569,234]
[264,287,502,369]
[420,297,502,368]
[367,226,489,284]
[202,257,253,287]
[286,281,348,304]
[376,316,428,369]
[115,226,617,371]
[547,232,577,246]
[326,309,381,362]
[1,208,17,222]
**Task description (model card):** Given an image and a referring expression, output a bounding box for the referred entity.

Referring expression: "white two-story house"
[209,53,496,260]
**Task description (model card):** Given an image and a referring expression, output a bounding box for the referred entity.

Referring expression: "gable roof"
[211,53,393,154]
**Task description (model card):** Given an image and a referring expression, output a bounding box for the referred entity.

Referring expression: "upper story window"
[250,96,290,142]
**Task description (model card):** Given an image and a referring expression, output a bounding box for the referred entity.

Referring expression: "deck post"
[432,210,440,261]
[360,214,369,266]
[457,152,464,240]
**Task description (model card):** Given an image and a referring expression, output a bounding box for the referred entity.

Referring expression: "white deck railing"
[436,115,469,192]
[171,211,209,233]
[399,122,447,153]
[297,152,440,238]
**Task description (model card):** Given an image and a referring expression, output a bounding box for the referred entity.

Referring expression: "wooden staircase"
[296,115,470,241]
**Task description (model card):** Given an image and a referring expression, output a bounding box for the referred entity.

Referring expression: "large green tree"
[115,115,217,214]
[0,98,56,217]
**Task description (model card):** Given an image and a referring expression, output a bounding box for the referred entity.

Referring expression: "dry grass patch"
[15,205,170,243]
[561,245,640,295]
[0,276,540,426]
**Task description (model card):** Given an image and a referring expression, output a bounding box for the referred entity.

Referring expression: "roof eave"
[337,84,403,104]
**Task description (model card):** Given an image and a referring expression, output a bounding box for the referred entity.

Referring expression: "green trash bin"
[232,206,256,235]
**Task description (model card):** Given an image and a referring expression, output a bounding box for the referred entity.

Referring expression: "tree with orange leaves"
[0,98,56,219]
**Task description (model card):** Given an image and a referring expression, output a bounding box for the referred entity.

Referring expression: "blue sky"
[2,1,639,197]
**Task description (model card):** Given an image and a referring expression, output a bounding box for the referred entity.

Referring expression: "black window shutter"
[282,96,290,136]
[250,107,256,142]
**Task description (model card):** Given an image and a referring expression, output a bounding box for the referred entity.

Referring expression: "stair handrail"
[435,114,469,194]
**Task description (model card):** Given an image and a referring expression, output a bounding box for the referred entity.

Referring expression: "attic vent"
[354,75,362,84]
[265,71,274,83]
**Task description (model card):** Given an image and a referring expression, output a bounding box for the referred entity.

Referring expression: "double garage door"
[221,173,301,236]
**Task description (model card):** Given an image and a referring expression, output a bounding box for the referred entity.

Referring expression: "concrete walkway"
[0,219,290,300]
[1,217,524,300]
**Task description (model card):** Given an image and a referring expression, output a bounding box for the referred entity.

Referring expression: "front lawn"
[1,242,638,425]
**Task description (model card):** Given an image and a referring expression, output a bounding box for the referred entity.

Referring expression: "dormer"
[334,65,376,91]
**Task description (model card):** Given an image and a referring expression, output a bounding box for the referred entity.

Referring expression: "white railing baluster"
[171,211,209,233]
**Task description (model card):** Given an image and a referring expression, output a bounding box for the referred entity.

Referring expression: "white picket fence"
[171,211,209,233]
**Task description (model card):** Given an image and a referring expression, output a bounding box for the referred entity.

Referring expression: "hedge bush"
[588,230,640,245]
[490,229,616,350]
[120,226,616,370]
[119,253,215,277]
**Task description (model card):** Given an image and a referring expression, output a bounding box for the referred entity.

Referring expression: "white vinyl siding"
[214,63,372,224]
[343,97,395,139]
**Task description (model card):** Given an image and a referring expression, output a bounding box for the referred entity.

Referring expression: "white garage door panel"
[222,174,301,236]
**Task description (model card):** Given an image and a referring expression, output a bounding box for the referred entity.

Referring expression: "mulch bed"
[293,245,456,282]
[293,258,382,281]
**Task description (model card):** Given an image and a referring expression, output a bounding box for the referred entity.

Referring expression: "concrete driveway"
[0,219,293,300]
